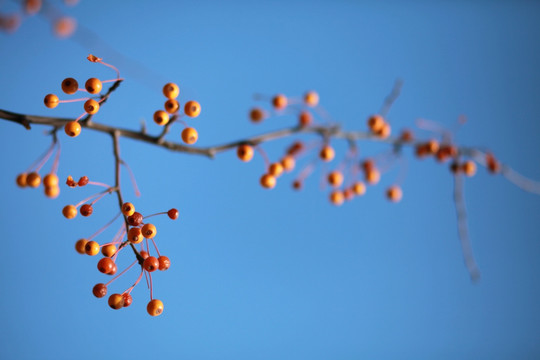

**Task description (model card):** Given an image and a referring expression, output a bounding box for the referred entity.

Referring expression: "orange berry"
[272,94,287,110]
[78,176,89,186]
[352,181,366,196]
[121,202,135,217]
[343,188,354,201]
[85,240,100,256]
[319,145,335,162]
[365,169,380,185]
[386,185,403,202]
[140,250,149,260]
[16,173,27,188]
[141,223,157,239]
[97,257,115,274]
[24,0,42,15]
[181,127,198,144]
[184,100,201,117]
[92,283,107,298]
[461,160,477,177]
[249,108,266,123]
[260,174,276,189]
[147,299,164,316]
[415,144,429,158]
[292,180,302,190]
[450,161,461,174]
[304,91,319,107]
[44,185,60,198]
[287,141,304,156]
[153,110,169,126]
[61,77,78,95]
[425,139,439,154]
[163,83,179,99]
[299,111,312,127]
[400,129,414,143]
[64,121,81,137]
[43,173,59,187]
[327,171,344,187]
[280,155,295,172]
[143,256,159,272]
[101,244,117,258]
[85,78,102,94]
[127,212,143,226]
[268,162,284,177]
[80,204,93,217]
[75,239,88,254]
[368,115,385,133]
[108,294,124,310]
[329,190,345,206]
[158,256,170,271]
[53,16,76,38]
[375,122,391,139]
[62,204,77,219]
[164,99,179,114]
[109,262,117,275]
[128,227,143,244]
[26,172,41,188]
[84,99,99,114]
[44,94,59,108]
[361,159,375,173]
[237,144,254,162]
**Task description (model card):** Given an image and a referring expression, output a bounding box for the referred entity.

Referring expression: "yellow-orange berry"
[121,202,135,217]
[44,94,59,108]
[62,204,77,219]
[280,155,295,172]
[299,111,312,127]
[365,169,380,185]
[153,110,169,126]
[142,223,157,239]
[85,240,100,256]
[368,115,385,133]
[375,122,391,139]
[425,139,439,155]
[181,127,198,144]
[272,94,287,110]
[462,160,477,177]
[43,173,59,187]
[61,77,78,95]
[304,91,319,107]
[386,185,403,202]
[147,299,164,316]
[184,100,201,117]
[327,171,344,187]
[249,108,266,123]
[260,174,276,189]
[85,78,102,94]
[352,181,366,196]
[329,190,345,206]
[16,173,27,188]
[268,162,284,177]
[319,145,335,162]
[237,144,254,162]
[163,83,179,99]
[164,99,179,114]
[64,121,81,137]
[101,244,117,258]
[75,239,88,254]
[44,185,60,198]
[108,294,124,310]
[128,227,142,244]
[83,99,99,114]
[26,172,41,188]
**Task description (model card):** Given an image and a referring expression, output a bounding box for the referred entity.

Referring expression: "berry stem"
[105,260,137,287]
[150,237,161,257]
[87,211,121,240]
[254,145,270,169]
[26,138,57,173]
[121,160,141,197]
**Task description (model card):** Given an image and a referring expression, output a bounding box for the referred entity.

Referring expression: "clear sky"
[0,1,539,359]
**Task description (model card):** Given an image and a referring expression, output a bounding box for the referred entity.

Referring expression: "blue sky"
[0,1,539,359]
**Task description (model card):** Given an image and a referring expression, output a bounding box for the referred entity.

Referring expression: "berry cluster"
[0,0,77,37]
[44,55,121,138]
[153,82,202,145]
[15,138,61,199]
